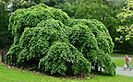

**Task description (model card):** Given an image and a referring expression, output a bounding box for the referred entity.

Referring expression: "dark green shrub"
[39,42,90,75]
[69,24,98,62]
[7,4,115,76]
[6,44,20,65]
[67,19,114,54]
[8,4,69,45]
[15,19,68,67]
[67,19,115,75]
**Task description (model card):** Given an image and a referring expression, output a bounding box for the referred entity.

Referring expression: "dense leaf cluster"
[7,4,115,76]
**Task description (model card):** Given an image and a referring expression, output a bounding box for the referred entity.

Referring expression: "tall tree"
[115,0,133,52]
[0,0,11,49]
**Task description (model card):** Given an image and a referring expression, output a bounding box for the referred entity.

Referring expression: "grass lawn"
[0,63,133,82]
[113,58,133,67]
[112,53,133,67]
[0,54,133,82]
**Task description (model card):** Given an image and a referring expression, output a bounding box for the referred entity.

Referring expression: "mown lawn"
[113,58,133,67]
[112,53,133,67]
[0,63,133,82]
[0,54,133,82]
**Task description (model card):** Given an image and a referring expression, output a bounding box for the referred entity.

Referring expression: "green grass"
[113,58,133,67]
[112,53,133,67]
[0,54,133,82]
[0,63,133,82]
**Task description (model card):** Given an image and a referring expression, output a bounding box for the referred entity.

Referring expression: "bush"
[8,4,69,44]
[7,4,115,76]
[39,42,90,75]
[67,19,115,75]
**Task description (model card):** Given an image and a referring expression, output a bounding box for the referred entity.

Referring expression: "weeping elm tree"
[6,4,116,76]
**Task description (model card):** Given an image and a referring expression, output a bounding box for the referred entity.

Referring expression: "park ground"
[0,54,133,82]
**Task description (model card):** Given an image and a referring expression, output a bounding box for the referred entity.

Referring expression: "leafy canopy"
[115,0,133,51]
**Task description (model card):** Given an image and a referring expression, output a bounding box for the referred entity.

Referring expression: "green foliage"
[67,19,114,53]
[14,19,68,67]
[0,1,11,49]
[104,0,126,7]
[6,44,20,65]
[56,0,124,51]
[55,2,76,17]
[74,1,118,28]
[8,4,69,44]
[67,19,115,75]
[115,0,133,51]
[39,42,90,75]
[7,4,115,76]
[97,49,116,75]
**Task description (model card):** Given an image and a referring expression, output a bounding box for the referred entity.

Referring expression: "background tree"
[7,0,36,13]
[0,0,11,50]
[115,0,133,53]
[0,0,36,50]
